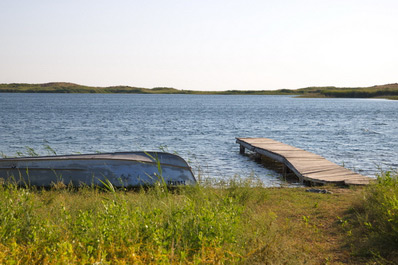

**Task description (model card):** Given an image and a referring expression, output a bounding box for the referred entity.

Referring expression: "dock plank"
[236,137,372,185]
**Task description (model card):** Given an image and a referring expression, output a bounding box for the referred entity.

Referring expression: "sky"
[0,0,397,91]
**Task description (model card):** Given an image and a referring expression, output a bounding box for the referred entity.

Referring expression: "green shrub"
[352,171,398,261]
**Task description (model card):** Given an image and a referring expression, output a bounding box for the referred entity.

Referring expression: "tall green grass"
[349,170,398,263]
[0,179,264,264]
[0,185,225,263]
[0,176,322,264]
[6,173,398,264]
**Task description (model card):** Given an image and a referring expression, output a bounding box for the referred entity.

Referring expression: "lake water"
[1,93,397,186]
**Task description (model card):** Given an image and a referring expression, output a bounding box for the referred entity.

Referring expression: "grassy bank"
[0,82,293,95]
[1,82,398,99]
[0,172,397,264]
[297,83,398,99]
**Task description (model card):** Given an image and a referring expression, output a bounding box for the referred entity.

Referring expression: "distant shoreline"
[1,82,397,99]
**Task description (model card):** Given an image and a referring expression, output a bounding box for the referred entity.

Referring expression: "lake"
[0,93,397,186]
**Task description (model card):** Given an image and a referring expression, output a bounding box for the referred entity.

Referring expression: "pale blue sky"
[1,0,397,90]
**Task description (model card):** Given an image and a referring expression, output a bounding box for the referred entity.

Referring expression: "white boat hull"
[0,152,196,187]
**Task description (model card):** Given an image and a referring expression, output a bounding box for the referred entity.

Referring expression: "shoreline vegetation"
[0,171,397,264]
[1,82,398,99]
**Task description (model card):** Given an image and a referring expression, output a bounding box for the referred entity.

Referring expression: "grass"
[1,82,398,99]
[0,171,398,264]
[344,170,398,264]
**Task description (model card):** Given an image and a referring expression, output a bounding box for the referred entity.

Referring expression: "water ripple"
[0,94,397,185]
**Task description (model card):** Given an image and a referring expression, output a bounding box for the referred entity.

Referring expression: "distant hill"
[294,83,398,99]
[0,82,183,94]
[0,82,397,99]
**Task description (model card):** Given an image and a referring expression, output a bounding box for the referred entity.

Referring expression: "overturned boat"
[0,152,196,187]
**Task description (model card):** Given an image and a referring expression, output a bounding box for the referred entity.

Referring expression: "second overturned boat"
[0,152,196,187]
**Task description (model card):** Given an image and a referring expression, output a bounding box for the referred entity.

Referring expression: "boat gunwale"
[0,151,183,161]
[0,158,192,171]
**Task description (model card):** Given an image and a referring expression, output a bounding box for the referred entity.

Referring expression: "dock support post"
[282,165,288,177]
[239,145,245,154]
[255,153,261,162]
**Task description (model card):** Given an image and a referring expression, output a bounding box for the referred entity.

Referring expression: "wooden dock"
[236,137,372,185]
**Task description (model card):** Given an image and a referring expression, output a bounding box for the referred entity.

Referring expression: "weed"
[348,170,398,263]
[0,182,246,263]
[1,175,389,264]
